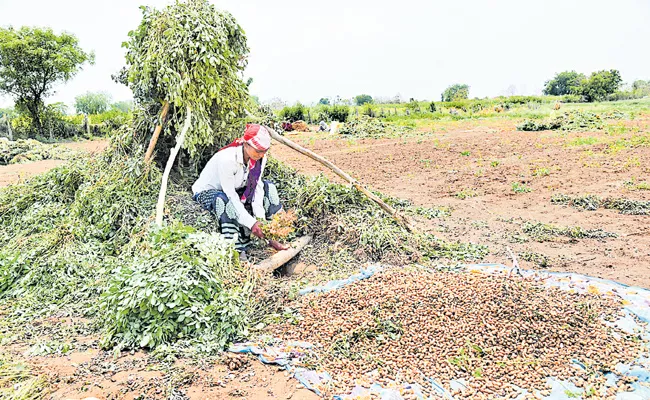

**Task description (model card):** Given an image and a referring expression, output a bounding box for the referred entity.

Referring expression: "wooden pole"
[155,106,192,226]
[252,235,312,274]
[264,125,415,232]
[145,101,171,164]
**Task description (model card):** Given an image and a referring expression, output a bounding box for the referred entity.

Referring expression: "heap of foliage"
[551,194,650,215]
[0,26,94,137]
[278,103,306,123]
[315,104,350,122]
[0,138,79,165]
[117,0,250,158]
[339,115,411,138]
[523,222,617,242]
[516,110,622,132]
[102,225,253,348]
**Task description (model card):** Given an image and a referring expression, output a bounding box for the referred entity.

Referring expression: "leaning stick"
[155,107,192,226]
[252,235,312,273]
[144,101,170,163]
[264,126,415,232]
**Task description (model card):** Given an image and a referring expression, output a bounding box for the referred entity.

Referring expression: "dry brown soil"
[271,118,650,288]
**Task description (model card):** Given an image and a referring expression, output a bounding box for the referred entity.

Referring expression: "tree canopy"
[441,84,469,102]
[542,71,585,96]
[318,97,330,105]
[117,0,250,157]
[579,70,622,102]
[354,94,373,106]
[0,26,94,137]
[75,91,112,114]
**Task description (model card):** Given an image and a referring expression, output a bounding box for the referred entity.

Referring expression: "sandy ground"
[271,118,650,288]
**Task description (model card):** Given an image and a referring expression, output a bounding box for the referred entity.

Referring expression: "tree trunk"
[155,107,192,226]
[145,101,171,164]
[26,103,44,139]
[263,125,415,232]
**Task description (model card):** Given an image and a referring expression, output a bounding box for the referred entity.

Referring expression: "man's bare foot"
[269,240,289,251]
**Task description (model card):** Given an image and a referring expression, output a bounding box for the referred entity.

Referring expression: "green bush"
[101,224,254,349]
[317,104,350,122]
[278,103,306,122]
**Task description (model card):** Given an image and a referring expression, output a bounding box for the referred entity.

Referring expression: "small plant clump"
[455,188,478,199]
[519,251,552,268]
[624,178,650,191]
[512,182,532,193]
[259,209,297,241]
[523,222,617,242]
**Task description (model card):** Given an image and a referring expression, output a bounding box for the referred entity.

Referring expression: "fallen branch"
[252,235,312,273]
[155,106,192,226]
[263,125,415,232]
[144,101,170,163]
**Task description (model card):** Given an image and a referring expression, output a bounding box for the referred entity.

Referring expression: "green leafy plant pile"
[523,222,617,242]
[0,137,79,165]
[101,224,253,349]
[339,115,411,138]
[517,111,608,132]
[116,0,250,158]
[551,193,650,215]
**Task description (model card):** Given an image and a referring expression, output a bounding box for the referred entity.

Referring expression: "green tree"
[542,71,585,96]
[354,94,373,105]
[632,80,650,97]
[75,91,112,114]
[441,84,470,102]
[318,97,330,105]
[0,27,94,137]
[579,70,622,102]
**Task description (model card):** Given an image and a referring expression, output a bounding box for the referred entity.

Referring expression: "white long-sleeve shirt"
[192,146,267,229]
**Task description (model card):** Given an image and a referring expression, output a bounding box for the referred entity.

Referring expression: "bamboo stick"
[155,107,192,226]
[145,101,170,163]
[263,125,415,232]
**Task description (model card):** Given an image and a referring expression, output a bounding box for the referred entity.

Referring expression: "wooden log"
[145,101,170,164]
[263,126,415,232]
[252,235,312,274]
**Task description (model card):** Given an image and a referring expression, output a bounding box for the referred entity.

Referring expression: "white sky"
[1,0,649,110]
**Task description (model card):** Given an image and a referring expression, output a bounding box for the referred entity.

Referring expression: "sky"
[0,0,649,110]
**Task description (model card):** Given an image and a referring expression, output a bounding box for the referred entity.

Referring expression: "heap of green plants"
[0,138,80,165]
[339,115,411,138]
[551,193,650,215]
[517,111,607,132]
[523,222,617,242]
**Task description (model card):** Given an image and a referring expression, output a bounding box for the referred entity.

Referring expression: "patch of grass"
[532,167,550,177]
[523,222,617,242]
[567,136,600,147]
[606,134,650,154]
[0,356,49,399]
[490,161,500,167]
[460,151,471,157]
[406,206,451,219]
[624,178,650,191]
[420,159,433,168]
[511,182,532,193]
[455,188,478,200]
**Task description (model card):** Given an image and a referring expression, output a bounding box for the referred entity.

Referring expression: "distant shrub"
[318,105,350,122]
[561,94,585,103]
[361,103,376,117]
[278,103,306,122]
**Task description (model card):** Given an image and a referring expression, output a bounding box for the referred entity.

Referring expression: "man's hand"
[251,221,265,239]
[269,240,290,251]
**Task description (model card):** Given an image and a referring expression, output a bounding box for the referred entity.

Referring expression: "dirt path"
[271,120,650,288]
[0,139,108,187]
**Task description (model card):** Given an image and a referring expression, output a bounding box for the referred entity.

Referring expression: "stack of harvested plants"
[339,115,410,138]
[272,268,645,399]
[259,209,297,242]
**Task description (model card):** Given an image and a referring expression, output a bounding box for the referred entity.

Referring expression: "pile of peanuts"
[273,268,646,399]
